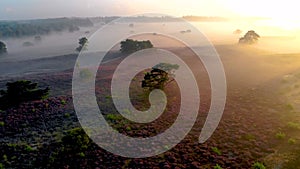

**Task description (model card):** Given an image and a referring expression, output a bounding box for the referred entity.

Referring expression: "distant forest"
[0,16,227,38]
[182,16,227,22]
[0,17,94,38]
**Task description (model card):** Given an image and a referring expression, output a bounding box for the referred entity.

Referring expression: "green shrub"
[61,99,66,105]
[106,114,122,121]
[62,127,90,151]
[252,162,266,169]
[25,145,33,152]
[0,121,4,127]
[285,104,294,111]
[288,138,296,144]
[244,134,256,141]
[126,126,132,131]
[287,122,300,130]
[214,164,223,169]
[64,113,70,118]
[2,154,7,162]
[275,132,286,139]
[78,152,85,157]
[79,68,92,79]
[211,147,222,155]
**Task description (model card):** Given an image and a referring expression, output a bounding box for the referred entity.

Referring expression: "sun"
[218,0,300,29]
[269,19,300,30]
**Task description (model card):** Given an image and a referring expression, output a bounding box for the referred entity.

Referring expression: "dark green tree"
[0,80,49,109]
[120,39,153,54]
[76,37,88,52]
[0,41,7,55]
[239,30,260,44]
[142,63,179,90]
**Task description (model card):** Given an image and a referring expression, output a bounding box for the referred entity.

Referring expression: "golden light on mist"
[216,0,300,29]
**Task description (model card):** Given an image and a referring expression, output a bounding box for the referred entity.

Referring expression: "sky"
[0,0,299,21]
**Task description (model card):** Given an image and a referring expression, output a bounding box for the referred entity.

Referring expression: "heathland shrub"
[62,127,90,152]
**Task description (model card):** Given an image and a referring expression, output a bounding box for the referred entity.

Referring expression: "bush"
[62,127,90,152]
[0,80,49,109]
[214,164,223,169]
[275,131,286,139]
[25,145,33,152]
[211,147,222,155]
[79,68,92,79]
[252,162,266,169]
[287,122,300,130]
[288,138,296,144]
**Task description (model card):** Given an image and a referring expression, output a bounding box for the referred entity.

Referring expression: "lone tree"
[0,41,7,55]
[239,30,260,44]
[142,63,179,90]
[120,39,153,54]
[76,37,88,52]
[0,80,49,109]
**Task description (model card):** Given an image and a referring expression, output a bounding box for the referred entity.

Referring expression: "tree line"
[0,17,93,38]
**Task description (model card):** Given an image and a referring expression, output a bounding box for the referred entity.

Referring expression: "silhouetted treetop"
[76,37,88,52]
[142,63,179,90]
[239,30,260,44]
[0,41,7,55]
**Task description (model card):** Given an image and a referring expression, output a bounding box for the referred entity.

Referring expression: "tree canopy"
[120,39,153,54]
[0,41,7,55]
[239,30,260,44]
[142,63,179,90]
[76,37,88,52]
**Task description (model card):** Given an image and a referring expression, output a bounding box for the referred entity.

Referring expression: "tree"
[0,41,7,55]
[120,39,153,54]
[142,63,179,90]
[76,37,88,52]
[239,30,260,44]
[0,80,49,109]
